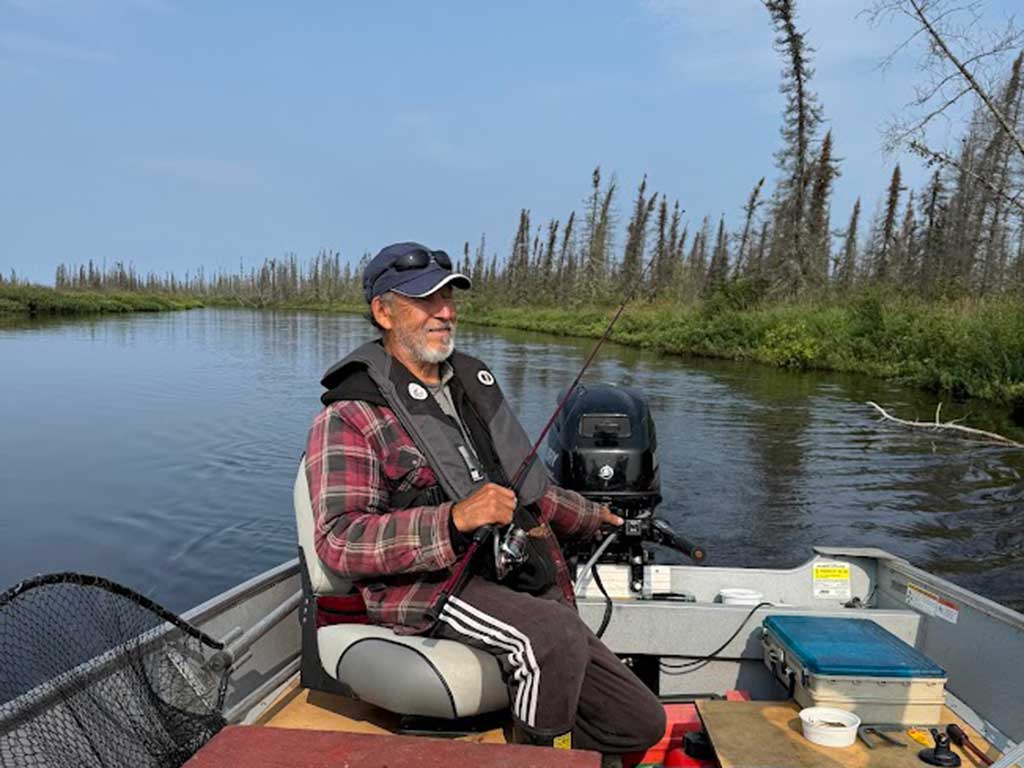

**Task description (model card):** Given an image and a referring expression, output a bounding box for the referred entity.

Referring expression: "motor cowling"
[544,383,660,515]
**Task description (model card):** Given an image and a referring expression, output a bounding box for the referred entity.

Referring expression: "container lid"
[763,616,946,678]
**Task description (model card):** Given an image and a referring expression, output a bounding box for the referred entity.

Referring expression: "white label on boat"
[643,565,672,598]
[576,564,631,599]
[812,562,851,599]
[905,582,960,624]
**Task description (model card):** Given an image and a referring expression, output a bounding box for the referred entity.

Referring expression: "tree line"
[47,0,1024,308]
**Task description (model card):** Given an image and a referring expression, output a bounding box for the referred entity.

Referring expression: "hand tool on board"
[858,724,908,749]
[947,724,993,766]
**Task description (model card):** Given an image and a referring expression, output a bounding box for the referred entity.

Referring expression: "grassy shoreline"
[214,292,1024,404]
[461,296,1024,404]
[0,284,202,316]
[5,286,1022,404]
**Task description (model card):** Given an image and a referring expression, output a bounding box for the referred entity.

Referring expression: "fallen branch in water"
[867,401,1023,447]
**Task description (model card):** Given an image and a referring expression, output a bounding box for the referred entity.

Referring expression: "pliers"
[858,725,909,749]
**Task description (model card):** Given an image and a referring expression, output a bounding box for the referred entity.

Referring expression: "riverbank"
[0,285,202,316]
[5,285,1022,404]
[208,291,1024,403]
[463,294,1024,404]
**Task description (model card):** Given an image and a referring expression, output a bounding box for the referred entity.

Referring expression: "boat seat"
[294,457,508,719]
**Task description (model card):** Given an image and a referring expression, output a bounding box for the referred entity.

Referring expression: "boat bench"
[185,725,600,767]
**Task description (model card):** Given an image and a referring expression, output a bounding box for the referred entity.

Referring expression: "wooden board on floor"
[696,700,1000,768]
[186,725,599,768]
[255,679,508,744]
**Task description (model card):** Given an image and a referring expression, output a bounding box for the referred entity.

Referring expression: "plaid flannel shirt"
[305,399,605,633]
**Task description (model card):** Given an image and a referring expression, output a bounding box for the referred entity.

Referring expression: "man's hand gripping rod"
[427,258,660,629]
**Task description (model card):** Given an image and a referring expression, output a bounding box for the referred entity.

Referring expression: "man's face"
[375,285,457,365]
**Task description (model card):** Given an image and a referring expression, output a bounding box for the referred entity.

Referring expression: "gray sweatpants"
[434,578,666,754]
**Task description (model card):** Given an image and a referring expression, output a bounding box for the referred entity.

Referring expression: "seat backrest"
[294,456,355,597]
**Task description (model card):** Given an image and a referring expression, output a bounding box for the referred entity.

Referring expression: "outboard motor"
[545,384,704,593]
[545,383,661,515]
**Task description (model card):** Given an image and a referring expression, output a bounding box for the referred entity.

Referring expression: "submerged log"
[866,401,1023,447]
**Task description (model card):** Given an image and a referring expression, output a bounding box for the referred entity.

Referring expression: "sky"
[1,0,1020,284]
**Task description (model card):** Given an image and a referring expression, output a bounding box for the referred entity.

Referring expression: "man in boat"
[305,242,666,756]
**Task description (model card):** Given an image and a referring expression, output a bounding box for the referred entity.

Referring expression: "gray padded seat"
[294,458,508,719]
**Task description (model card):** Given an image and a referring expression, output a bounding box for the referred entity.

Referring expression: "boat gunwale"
[182,558,300,627]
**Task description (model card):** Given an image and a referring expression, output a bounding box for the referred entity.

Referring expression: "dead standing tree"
[620,175,657,291]
[868,0,1024,217]
[764,0,825,296]
[734,178,766,278]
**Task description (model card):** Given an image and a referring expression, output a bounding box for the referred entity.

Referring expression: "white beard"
[398,326,455,365]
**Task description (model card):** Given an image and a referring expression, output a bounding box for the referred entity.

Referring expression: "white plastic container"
[799,707,860,748]
[717,588,764,606]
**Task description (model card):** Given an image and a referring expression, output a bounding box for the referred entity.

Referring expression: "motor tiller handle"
[651,519,707,563]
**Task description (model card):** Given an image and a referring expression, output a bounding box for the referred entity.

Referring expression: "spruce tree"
[874,165,903,281]
[894,192,918,286]
[836,198,861,291]
[540,219,559,302]
[621,175,656,290]
[764,0,824,293]
[556,211,576,301]
[704,216,730,296]
[581,166,617,301]
[735,178,765,277]
[472,234,486,288]
[650,196,669,298]
[806,130,840,289]
[918,171,946,296]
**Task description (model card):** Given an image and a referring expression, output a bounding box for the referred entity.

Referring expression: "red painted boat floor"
[185,725,601,768]
[626,701,717,768]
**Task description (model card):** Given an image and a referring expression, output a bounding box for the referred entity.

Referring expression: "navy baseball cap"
[363,241,472,304]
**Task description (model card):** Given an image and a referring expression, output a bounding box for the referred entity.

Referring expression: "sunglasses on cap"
[391,248,452,271]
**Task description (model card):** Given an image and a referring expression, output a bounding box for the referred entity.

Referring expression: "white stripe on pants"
[439,595,541,727]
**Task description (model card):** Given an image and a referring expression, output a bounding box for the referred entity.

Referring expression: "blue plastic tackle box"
[761,615,947,723]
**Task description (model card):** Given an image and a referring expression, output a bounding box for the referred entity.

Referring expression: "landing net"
[0,573,228,768]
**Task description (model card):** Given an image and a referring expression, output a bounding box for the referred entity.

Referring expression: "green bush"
[760,321,823,368]
[0,285,201,316]
[458,293,1024,403]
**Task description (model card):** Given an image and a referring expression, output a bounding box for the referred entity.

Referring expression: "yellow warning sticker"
[813,562,851,600]
[553,732,572,750]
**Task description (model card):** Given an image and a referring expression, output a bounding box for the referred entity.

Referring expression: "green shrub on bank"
[0,284,201,316]
[4,282,1020,404]
[462,292,1024,404]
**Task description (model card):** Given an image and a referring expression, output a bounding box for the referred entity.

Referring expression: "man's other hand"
[599,506,624,527]
[452,483,517,533]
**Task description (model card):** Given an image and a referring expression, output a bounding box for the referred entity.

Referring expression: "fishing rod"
[428,255,660,628]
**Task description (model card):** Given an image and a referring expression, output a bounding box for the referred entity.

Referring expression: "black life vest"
[321,341,557,594]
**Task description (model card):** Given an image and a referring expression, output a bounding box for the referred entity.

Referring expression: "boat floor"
[252,680,1005,767]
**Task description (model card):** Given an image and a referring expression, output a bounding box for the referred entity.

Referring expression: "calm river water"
[1,309,1022,613]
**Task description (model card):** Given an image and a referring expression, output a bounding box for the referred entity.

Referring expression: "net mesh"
[1,573,228,768]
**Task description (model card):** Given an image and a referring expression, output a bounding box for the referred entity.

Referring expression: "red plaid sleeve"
[536,484,604,540]
[305,401,458,578]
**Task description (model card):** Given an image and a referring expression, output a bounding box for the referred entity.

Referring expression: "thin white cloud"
[0,31,117,63]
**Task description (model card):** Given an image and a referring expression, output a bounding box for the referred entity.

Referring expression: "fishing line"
[429,255,660,628]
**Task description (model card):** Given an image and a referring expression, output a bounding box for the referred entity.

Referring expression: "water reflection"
[1,309,1021,613]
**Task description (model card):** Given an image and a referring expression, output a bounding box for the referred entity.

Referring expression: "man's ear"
[370,295,394,330]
